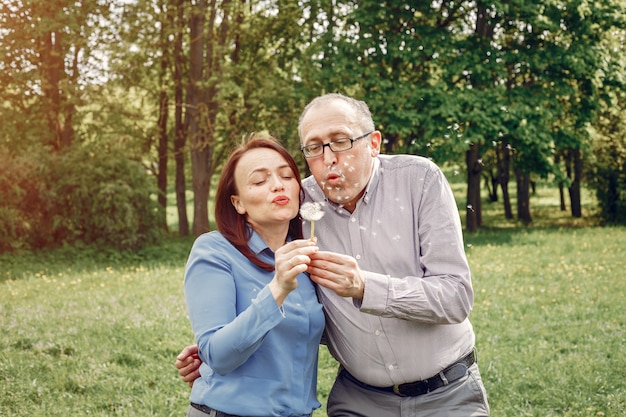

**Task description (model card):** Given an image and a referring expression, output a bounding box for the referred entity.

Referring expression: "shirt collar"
[248,228,269,255]
[247,225,292,255]
[361,157,381,205]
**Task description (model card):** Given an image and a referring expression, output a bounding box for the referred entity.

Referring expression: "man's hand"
[175,344,201,387]
[308,251,365,299]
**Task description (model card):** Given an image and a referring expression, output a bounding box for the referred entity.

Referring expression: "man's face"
[300,100,381,210]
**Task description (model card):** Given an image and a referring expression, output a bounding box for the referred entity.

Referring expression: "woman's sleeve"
[184,235,284,375]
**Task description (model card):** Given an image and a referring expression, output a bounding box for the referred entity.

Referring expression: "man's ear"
[370,130,382,156]
[231,195,246,214]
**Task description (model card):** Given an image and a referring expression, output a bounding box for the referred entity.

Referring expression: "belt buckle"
[392,384,407,397]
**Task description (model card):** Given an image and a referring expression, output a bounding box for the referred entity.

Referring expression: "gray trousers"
[327,363,490,417]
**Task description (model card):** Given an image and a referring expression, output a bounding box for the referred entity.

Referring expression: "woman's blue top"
[184,230,325,417]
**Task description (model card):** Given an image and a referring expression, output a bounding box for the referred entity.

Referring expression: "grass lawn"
[1,181,625,416]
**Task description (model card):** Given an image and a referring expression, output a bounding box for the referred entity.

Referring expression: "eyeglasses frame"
[300,131,374,158]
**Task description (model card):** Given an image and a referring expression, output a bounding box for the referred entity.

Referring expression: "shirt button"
[356,254,361,260]
[375,330,381,336]
[388,364,395,370]
[350,217,356,222]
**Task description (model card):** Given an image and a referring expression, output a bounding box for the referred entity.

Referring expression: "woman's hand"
[269,239,318,306]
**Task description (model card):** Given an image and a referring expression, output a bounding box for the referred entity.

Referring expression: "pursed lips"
[326,170,344,183]
[272,195,290,205]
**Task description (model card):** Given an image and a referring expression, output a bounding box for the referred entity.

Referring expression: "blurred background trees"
[1,0,625,251]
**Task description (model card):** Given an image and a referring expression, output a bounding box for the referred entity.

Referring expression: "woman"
[184,135,324,417]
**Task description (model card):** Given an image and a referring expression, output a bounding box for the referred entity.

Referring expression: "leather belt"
[342,349,476,397]
[190,403,241,417]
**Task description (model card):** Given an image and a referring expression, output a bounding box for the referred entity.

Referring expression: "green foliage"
[587,135,626,225]
[0,146,50,251]
[3,0,626,240]
[584,16,626,225]
[0,145,164,252]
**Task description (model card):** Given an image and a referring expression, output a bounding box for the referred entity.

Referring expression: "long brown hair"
[214,134,304,272]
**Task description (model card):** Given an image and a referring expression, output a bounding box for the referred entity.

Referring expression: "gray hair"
[297,93,376,141]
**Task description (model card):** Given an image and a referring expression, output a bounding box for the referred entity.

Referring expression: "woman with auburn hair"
[183,134,324,417]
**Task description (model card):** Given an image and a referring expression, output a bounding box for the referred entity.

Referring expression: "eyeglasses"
[301,131,373,158]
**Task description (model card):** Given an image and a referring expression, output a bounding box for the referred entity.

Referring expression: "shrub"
[0,147,48,251]
[0,145,164,252]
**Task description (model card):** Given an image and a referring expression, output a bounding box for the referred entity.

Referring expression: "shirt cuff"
[254,285,286,323]
[358,270,390,314]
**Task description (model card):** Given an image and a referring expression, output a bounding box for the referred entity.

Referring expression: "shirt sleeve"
[184,235,284,375]
[359,165,474,324]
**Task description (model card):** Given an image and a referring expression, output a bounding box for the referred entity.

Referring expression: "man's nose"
[322,145,337,165]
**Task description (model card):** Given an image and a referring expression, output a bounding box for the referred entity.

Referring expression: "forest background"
[2,2,626,416]
[2,0,626,252]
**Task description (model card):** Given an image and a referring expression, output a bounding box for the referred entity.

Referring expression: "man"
[177,93,490,416]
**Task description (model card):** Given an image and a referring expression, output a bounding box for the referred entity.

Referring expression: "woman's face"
[231,147,300,231]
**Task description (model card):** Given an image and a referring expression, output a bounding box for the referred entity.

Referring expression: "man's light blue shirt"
[184,230,324,416]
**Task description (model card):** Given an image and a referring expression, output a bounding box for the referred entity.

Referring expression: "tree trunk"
[187,0,211,236]
[173,0,189,236]
[40,29,64,150]
[514,167,532,224]
[554,152,567,211]
[60,44,79,149]
[462,4,491,231]
[499,142,513,219]
[559,183,566,211]
[157,91,169,228]
[569,148,583,217]
[156,2,169,231]
[485,170,498,202]
[465,143,482,232]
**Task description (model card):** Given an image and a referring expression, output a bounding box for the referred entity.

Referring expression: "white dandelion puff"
[300,202,325,241]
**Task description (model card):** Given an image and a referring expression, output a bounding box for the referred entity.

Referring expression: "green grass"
[466,226,626,416]
[2,183,626,416]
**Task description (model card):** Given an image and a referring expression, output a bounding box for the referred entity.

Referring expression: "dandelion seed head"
[300,202,325,221]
